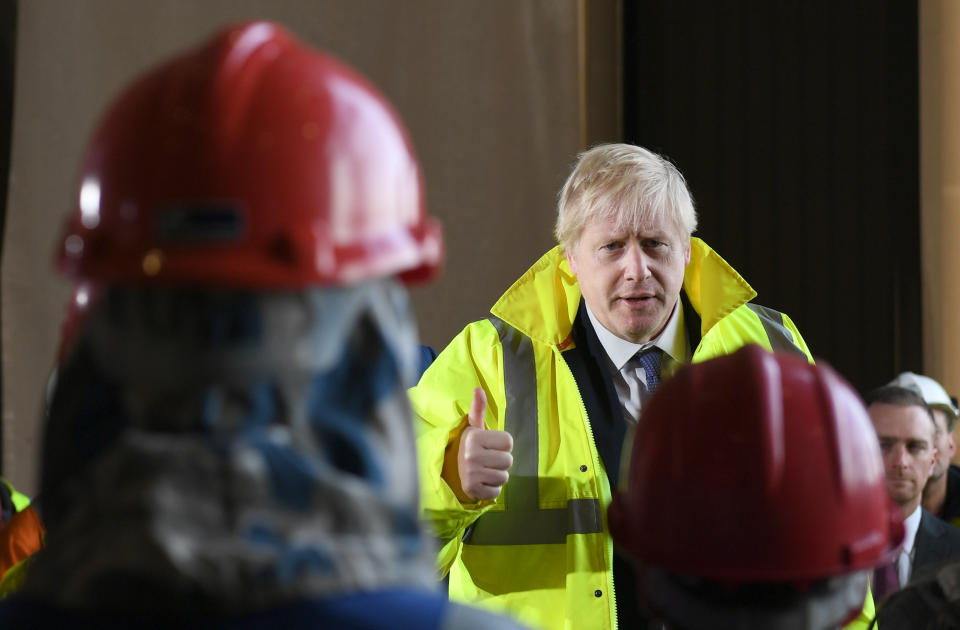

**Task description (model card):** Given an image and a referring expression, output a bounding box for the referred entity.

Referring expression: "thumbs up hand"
[457,387,514,501]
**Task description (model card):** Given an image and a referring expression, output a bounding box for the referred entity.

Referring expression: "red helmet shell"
[57,21,442,288]
[55,282,103,366]
[609,345,903,582]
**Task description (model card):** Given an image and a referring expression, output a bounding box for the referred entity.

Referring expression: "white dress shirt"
[585,300,689,425]
[898,504,922,586]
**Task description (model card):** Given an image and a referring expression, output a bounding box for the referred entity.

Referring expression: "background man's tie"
[871,560,900,602]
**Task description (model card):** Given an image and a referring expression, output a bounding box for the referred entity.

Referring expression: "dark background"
[624,0,921,394]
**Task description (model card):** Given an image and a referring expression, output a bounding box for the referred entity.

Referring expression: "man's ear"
[566,246,578,275]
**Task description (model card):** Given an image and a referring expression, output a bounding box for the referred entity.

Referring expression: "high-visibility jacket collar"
[490,237,757,347]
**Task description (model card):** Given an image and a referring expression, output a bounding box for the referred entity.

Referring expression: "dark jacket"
[874,509,960,629]
[915,507,960,576]
[936,465,960,528]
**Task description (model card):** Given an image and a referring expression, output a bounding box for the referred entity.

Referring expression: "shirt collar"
[902,504,922,554]
[585,298,688,371]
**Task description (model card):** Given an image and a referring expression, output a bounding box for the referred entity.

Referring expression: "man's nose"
[623,244,650,282]
[890,444,910,468]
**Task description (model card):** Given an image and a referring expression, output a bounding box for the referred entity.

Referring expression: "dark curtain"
[624,0,920,393]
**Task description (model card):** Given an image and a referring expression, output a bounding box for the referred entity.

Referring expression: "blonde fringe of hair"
[554,143,698,251]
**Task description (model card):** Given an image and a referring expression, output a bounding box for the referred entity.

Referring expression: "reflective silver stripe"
[747,303,804,355]
[462,317,603,546]
[489,317,538,476]
[463,492,603,545]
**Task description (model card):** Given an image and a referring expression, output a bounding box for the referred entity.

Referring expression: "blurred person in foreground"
[610,345,903,630]
[0,20,525,630]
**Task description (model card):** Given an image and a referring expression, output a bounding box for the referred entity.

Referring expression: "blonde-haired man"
[412,143,817,629]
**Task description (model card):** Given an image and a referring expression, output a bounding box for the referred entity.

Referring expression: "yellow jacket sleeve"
[843,585,876,630]
[410,320,505,576]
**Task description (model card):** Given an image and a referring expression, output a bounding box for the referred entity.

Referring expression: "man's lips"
[620,295,656,304]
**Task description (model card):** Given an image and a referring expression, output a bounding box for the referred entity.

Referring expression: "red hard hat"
[55,282,102,366]
[609,344,903,583]
[57,21,442,288]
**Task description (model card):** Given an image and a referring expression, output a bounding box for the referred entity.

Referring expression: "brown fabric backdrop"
[1,0,619,493]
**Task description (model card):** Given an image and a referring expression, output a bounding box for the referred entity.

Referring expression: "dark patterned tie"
[636,347,664,394]
[872,560,900,602]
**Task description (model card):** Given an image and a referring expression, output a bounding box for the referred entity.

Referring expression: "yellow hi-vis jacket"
[0,478,30,515]
[412,239,866,630]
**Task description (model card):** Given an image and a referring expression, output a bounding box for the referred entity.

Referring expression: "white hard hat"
[888,371,959,420]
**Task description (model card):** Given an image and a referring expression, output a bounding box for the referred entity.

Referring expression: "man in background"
[865,386,960,604]
[0,20,523,630]
[888,372,960,527]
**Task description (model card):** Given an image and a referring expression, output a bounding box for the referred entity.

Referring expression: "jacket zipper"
[560,352,618,630]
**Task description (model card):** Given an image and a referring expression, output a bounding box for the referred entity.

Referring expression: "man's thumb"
[468,387,487,430]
